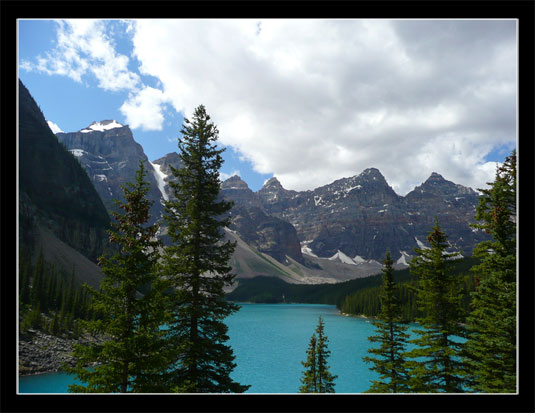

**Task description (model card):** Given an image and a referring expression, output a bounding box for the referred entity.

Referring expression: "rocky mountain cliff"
[46,113,488,283]
[18,81,111,286]
[222,167,488,265]
[56,122,167,226]
[221,176,304,264]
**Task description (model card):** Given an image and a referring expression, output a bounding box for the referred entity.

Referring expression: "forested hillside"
[226,256,479,322]
[338,256,478,322]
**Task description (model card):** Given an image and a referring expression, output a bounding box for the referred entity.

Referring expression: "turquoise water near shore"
[20,303,420,393]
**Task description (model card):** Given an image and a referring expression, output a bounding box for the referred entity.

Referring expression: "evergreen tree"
[161,105,249,393]
[45,265,58,311]
[72,287,83,319]
[316,316,337,393]
[22,302,43,331]
[19,250,32,305]
[299,316,337,393]
[50,310,60,336]
[59,283,69,326]
[68,161,168,393]
[30,248,45,310]
[66,267,76,314]
[55,277,64,315]
[463,150,516,393]
[299,332,318,392]
[363,251,410,393]
[404,219,467,392]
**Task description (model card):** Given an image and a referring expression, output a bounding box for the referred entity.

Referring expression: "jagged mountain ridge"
[50,118,487,281]
[221,168,487,264]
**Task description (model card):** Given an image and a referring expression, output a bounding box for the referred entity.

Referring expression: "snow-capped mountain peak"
[46,120,63,134]
[80,120,124,133]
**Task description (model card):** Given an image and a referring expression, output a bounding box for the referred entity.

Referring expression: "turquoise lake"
[19,303,423,394]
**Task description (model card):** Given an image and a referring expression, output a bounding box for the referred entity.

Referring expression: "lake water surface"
[19,303,413,394]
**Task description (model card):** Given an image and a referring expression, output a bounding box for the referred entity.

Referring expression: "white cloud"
[46,120,63,134]
[127,19,516,195]
[24,19,516,195]
[119,86,169,131]
[21,19,139,92]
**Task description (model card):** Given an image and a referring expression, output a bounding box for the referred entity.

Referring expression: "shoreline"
[19,307,385,377]
[338,311,378,320]
[19,328,103,376]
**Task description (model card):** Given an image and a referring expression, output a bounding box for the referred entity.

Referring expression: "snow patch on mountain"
[301,240,318,257]
[333,184,362,197]
[415,237,430,250]
[301,246,318,257]
[149,161,169,201]
[81,120,124,133]
[47,120,63,134]
[69,149,86,157]
[94,174,107,182]
[397,251,411,266]
[447,252,464,260]
[328,250,358,265]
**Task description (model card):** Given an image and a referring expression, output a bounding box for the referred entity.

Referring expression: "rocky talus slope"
[19,329,106,376]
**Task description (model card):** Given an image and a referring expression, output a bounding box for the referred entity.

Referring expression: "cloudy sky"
[19,19,517,194]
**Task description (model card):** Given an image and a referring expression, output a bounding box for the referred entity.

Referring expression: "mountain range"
[17,77,489,286]
[50,114,489,284]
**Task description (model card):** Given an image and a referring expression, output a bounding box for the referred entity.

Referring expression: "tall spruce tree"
[463,150,516,393]
[30,248,45,311]
[363,251,410,393]
[161,105,249,393]
[299,316,337,393]
[68,161,168,393]
[404,219,467,393]
[19,248,32,305]
[300,332,318,392]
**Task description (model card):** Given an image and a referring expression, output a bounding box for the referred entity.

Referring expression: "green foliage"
[227,267,410,306]
[161,105,249,393]
[49,310,61,336]
[339,257,479,322]
[19,247,92,336]
[463,150,516,393]
[228,257,478,322]
[19,246,32,305]
[67,161,168,393]
[363,251,410,393]
[404,219,468,393]
[29,249,46,311]
[21,302,43,331]
[299,333,318,392]
[299,316,337,393]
